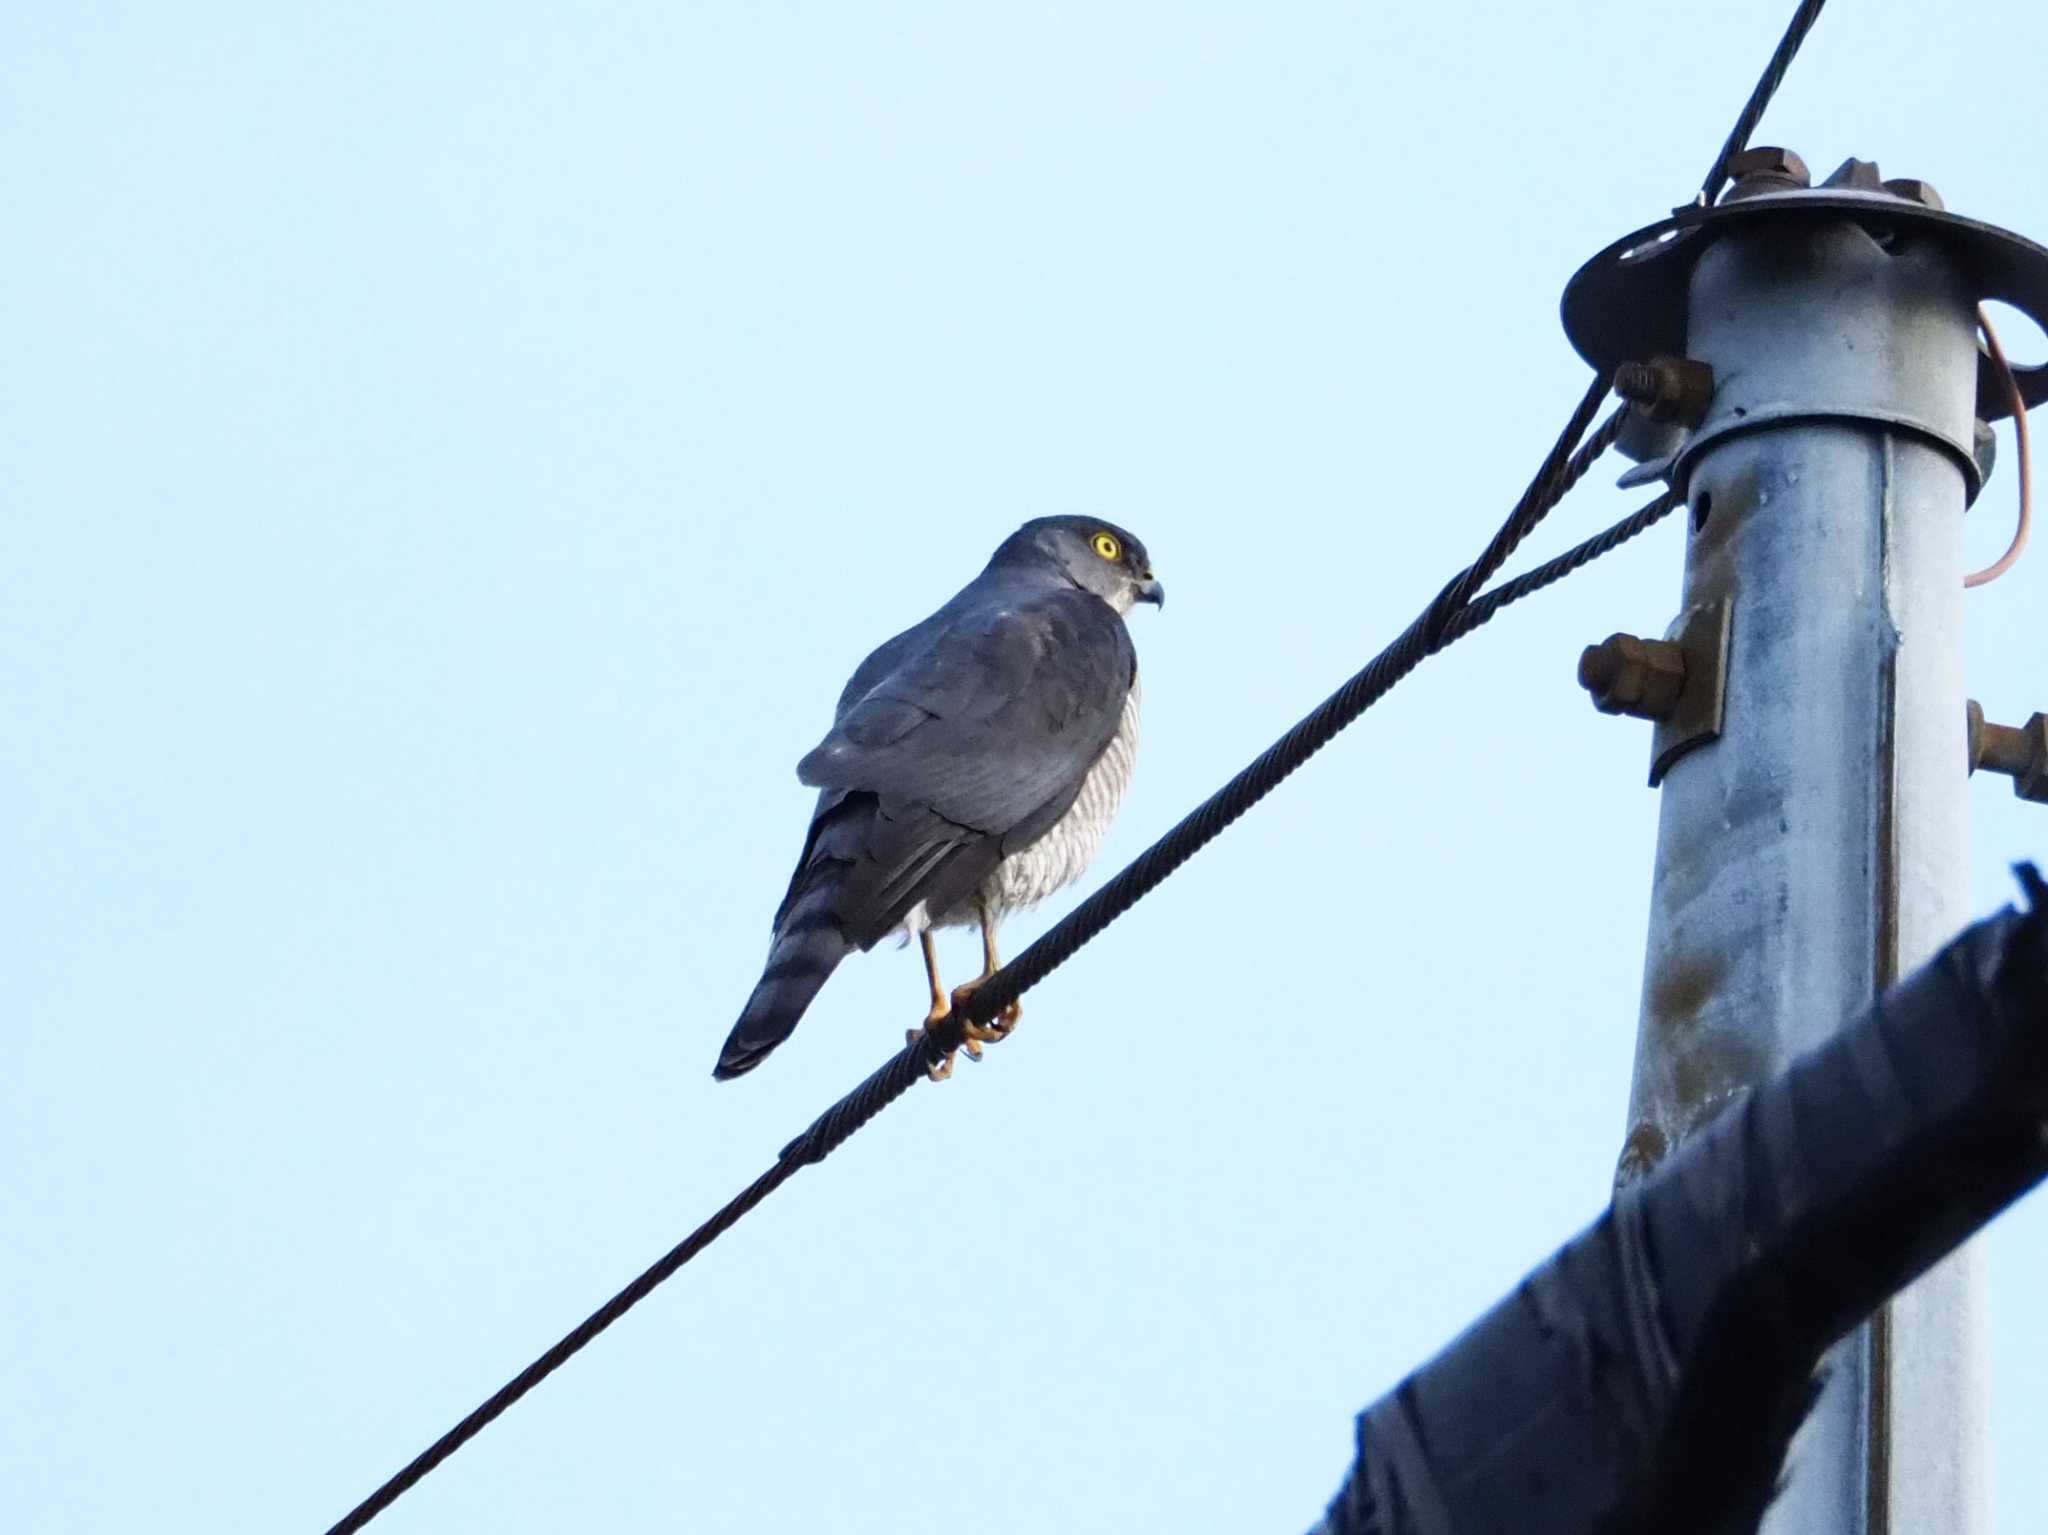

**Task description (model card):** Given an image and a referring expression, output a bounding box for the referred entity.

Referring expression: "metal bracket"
[1577,597,1733,787]
[1561,185,2048,423]
[1650,597,1731,786]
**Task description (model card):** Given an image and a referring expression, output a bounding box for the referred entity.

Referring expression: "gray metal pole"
[1627,378,1984,1530]
[1575,159,2008,1533]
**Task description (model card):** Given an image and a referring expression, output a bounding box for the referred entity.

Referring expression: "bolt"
[1580,633,1687,721]
[1612,356,1715,427]
[1882,177,1945,212]
[1967,699,2048,803]
[1721,146,1810,201]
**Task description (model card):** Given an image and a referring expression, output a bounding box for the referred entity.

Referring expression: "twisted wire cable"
[316,7,1837,1512]
[323,381,1673,1534]
[952,379,1620,1033]
[1698,0,1829,206]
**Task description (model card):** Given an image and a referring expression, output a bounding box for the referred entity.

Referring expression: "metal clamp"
[1563,149,2048,512]
[1578,598,1732,786]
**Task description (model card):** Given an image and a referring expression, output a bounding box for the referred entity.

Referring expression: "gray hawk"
[715,516,1163,1080]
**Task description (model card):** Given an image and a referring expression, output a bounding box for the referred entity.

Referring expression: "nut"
[1726,146,1810,184]
[1721,146,1811,201]
[1580,633,1687,721]
[1882,177,1945,211]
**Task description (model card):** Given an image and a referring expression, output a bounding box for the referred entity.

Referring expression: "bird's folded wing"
[796,587,1135,838]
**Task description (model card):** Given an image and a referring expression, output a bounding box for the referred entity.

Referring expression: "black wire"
[951,380,1621,1031]
[323,1047,928,1535]
[1698,0,1829,206]
[1448,489,1680,641]
[319,378,1648,1535]
[316,13,1831,1521]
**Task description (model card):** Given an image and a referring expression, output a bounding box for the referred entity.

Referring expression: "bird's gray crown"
[987,516,1162,614]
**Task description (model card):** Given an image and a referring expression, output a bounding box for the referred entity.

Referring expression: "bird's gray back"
[791,565,1137,950]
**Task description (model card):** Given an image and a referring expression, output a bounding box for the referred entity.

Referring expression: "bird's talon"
[950,980,1022,1047]
[955,1002,1023,1046]
[909,1024,957,1082]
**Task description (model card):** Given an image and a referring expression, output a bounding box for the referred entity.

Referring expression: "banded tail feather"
[714,882,850,1080]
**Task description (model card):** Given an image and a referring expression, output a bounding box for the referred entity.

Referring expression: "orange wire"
[1964,308,2031,588]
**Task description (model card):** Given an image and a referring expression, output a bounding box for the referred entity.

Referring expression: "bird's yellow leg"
[951,905,1022,1046]
[906,928,961,1080]
[922,929,948,1019]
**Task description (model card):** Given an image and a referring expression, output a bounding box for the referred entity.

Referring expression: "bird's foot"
[951,977,1022,1048]
[908,999,964,1082]
[906,983,1020,1081]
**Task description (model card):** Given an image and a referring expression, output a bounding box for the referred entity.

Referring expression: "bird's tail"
[714,886,850,1080]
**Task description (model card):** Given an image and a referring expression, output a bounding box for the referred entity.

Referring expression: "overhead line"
[321,0,1833,1523]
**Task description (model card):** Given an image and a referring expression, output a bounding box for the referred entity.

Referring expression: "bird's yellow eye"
[1092,532,1122,561]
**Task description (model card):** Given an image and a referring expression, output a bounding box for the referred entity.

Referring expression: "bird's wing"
[798,585,1135,836]
[791,585,1134,946]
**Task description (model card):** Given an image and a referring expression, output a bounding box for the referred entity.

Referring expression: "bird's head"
[994,515,1165,615]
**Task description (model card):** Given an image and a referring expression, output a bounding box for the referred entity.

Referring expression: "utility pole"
[1563,152,2048,1531]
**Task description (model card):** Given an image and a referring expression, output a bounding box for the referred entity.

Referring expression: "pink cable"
[1965,308,2032,589]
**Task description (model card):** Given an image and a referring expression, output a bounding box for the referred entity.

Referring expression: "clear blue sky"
[9,4,2048,1531]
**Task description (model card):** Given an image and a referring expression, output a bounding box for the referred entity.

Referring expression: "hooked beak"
[1136,573,1165,609]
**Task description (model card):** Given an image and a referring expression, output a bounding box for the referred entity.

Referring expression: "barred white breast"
[963,672,1141,926]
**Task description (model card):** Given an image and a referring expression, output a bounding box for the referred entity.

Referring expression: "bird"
[715,516,1164,1080]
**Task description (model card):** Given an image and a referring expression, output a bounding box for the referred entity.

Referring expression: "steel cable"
[321,378,1661,1534]
[320,2,1837,1502]
[318,6,1836,1516]
[323,1047,927,1535]
[1698,0,1829,207]
[947,380,1622,1034]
